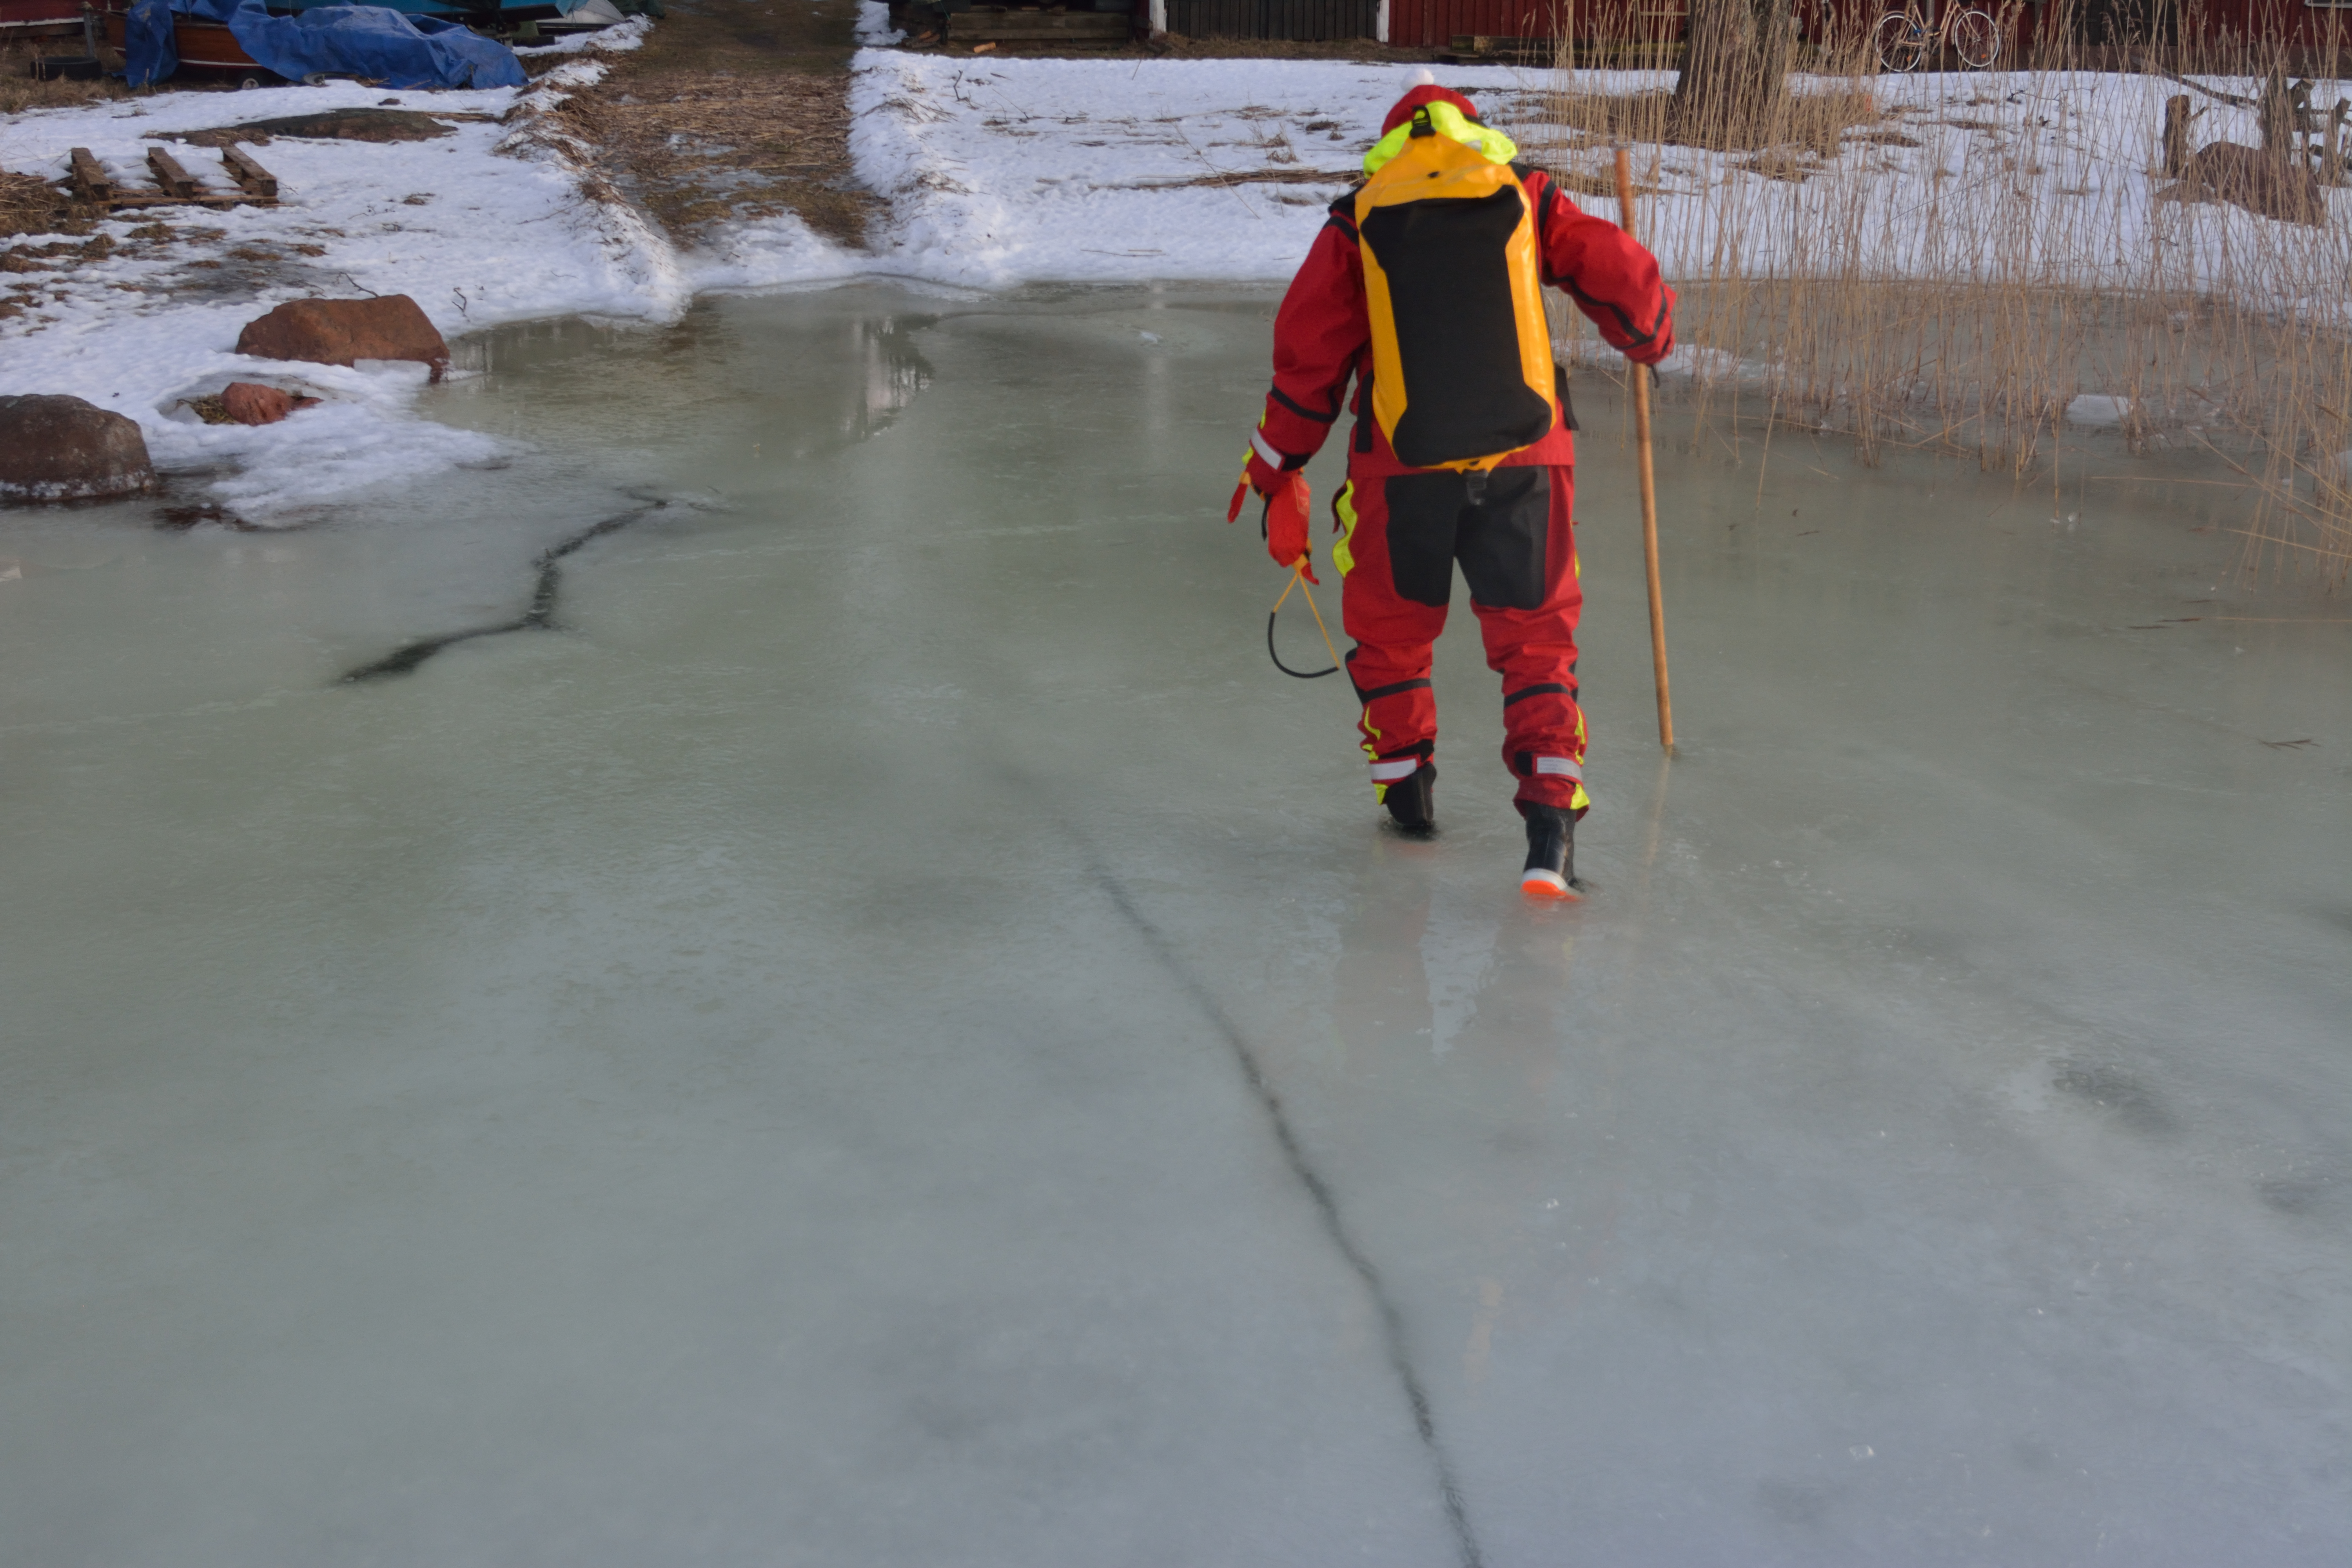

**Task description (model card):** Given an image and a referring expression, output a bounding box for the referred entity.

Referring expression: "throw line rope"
[1267,563,1344,679]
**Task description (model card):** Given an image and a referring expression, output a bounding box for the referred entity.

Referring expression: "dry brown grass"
[1536,2,2352,577]
[559,0,881,248]
[1547,74,1879,156]
[0,40,126,117]
[0,170,69,239]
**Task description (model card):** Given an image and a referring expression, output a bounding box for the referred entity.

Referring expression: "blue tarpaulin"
[125,0,527,91]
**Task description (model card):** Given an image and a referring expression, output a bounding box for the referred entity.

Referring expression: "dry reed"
[0,40,125,118]
[1524,0,2352,577]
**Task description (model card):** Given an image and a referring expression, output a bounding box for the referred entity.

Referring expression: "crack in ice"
[338,497,666,682]
[1084,861,1484,1568]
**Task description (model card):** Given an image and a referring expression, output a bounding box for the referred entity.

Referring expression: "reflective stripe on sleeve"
[1533,756,1583,780]
[1369,757,1422,782]
[1249,427,1288,469]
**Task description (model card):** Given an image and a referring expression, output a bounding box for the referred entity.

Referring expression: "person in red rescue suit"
[1235,79,1674,897]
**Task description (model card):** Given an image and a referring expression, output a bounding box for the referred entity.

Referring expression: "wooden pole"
[1613,146,1676,756]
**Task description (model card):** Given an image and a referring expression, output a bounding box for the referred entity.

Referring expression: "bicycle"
[1874,0,2001,73]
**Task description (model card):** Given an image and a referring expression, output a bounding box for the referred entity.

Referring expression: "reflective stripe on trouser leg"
[1339,469,1447,796]
[1370,756,1422,783]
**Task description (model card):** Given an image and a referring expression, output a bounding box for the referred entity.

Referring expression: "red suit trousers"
[1336,462,1589,814]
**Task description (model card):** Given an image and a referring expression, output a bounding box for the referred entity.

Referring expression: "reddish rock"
[234,295,450,381]
[2186,143,2327,226]
[0,394,154,504]
[220,381,320,426]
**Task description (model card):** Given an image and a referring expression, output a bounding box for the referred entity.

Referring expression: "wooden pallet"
[67,144,279,210]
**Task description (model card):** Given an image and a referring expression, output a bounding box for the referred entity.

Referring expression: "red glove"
[1265,471,1315,582]
[1226,463,1316,583]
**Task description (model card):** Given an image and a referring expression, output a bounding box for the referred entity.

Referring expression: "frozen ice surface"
[2,286,2347,1566]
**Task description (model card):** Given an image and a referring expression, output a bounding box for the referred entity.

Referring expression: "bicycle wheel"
[1874,8,1930,73]
[1951,7,2000,69]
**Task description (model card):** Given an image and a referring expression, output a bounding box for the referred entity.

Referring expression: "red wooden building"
[0,0,84,37]
[1164,0,2352,60]
[1381,0,1664,51]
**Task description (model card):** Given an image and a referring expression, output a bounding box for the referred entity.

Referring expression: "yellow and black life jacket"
[1355,103,1559,472]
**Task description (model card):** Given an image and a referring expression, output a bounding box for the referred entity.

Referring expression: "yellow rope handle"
[1296,568,1344,674]
[1269,567,1300,617]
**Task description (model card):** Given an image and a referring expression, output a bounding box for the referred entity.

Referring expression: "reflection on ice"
[846,315,935,444]
[1,284,2346,1567]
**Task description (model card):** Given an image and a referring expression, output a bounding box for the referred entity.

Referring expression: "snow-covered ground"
[0,24,680,517]
[847,54,2347,292]
[844,54,1559,284]
[4,36,2342,518]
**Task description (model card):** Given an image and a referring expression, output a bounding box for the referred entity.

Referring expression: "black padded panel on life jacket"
[1360,185,1552,468]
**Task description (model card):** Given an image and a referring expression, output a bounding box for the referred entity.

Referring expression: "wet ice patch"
[1996,1064,2058,1117]
[2051,1061,2180,1138]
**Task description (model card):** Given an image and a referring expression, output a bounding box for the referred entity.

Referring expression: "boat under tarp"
[102,3,263,69]
[119,0,527,87]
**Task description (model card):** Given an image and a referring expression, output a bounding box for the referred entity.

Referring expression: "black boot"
[1519,802,1579,899]
[1382,762,1437,835]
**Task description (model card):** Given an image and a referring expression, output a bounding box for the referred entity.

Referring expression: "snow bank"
[845,54,1553,286]
[837,53,2343,296]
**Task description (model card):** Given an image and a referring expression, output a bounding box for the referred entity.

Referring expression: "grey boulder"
[0,394,155,503]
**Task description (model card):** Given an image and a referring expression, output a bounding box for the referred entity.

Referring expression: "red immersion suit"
[1245,87,1675,816]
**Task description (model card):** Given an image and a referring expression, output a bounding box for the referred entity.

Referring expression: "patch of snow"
[855,1,904,47]
[514,15,651,55]
[682,213,868,294]
[840,54,1559,287]
[183,374,508,519]
[2066,394,2135,427]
